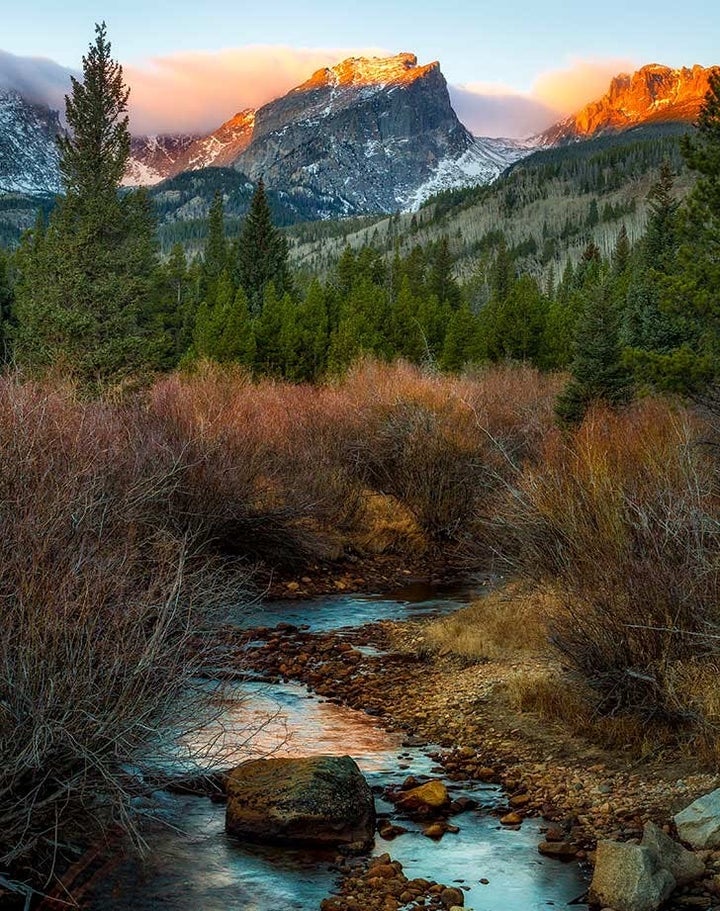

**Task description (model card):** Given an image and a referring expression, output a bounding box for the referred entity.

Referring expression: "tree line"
[0,24,718,420]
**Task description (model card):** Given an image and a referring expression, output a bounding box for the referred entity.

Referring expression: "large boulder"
[674,788,720,849]
[641,822,705,885]
[225,755,375,849]
[589,841,675,911]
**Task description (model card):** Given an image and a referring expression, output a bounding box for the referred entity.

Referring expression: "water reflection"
[82,587,587,911]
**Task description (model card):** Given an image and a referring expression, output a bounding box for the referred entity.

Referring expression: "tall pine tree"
[234,178,292,314]
[13,23,158,385]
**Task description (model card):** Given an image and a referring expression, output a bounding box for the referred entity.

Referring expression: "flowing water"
[82,582,588,910]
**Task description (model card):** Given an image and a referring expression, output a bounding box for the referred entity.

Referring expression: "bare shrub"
[146,364,364,567]
[337,360,561,543]
[496,399,720,725]
[0,377,235,882]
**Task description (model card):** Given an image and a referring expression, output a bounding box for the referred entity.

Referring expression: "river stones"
[225,755,375,849]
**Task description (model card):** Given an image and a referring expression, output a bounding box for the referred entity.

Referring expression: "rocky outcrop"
[125,111,255,186]
[589,823,706,911]
[641,822,705,885]
[674,787,720,849]
[541,64,716,144]
[225,755,375,849]
[589,840,675,911]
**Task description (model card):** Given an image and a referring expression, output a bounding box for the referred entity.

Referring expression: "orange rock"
[500,811,523,826]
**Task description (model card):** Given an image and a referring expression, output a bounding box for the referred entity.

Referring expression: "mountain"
[230,52,527,214]
[124,53,532,214]
[0,90,61,193]
[541,64,715,144]
[125,110,255,185]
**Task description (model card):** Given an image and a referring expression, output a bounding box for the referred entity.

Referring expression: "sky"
[0,0,718,136]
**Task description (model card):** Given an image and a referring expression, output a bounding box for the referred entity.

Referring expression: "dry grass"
[418,585,551,662]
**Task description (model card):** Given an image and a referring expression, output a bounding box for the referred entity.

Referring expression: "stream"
[81,581,589,910]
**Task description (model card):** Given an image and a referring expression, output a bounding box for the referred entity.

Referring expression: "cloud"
[0,47,636,141]
[451,57,636,139]
[124,45,387,135]
[449,84,558,138]
[532,56,635,115]
[0,49,74,110]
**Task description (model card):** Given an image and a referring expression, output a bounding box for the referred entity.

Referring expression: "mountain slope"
[541,64,715,144]
[125,110,255,186]
[287,123,695,281]
[125,53,533,213]
[0,90,61,193]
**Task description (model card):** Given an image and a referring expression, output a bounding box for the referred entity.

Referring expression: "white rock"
[674,788,720,849]
[589,840,675,911]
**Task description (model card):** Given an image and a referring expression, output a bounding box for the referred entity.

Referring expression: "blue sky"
[1,0,718,136]
[4,0,718,88]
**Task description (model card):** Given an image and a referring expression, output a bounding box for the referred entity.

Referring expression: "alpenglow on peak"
[299,53,440,91]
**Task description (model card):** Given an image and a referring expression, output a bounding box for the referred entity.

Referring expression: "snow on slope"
[404,136,536,211]
[0,90,61,194]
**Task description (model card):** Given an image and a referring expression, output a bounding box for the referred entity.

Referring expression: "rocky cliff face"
[541,64,715,144]
[233,53,477,214]
[0,90,62,193]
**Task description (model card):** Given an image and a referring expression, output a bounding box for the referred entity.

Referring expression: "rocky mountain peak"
[541,62,717,144]
[300,53,440,91]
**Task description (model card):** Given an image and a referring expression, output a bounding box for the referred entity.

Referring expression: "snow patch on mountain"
[404,136,536,210]
[0,90,61,194]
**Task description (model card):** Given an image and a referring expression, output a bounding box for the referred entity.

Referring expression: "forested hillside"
[288,123,694,280]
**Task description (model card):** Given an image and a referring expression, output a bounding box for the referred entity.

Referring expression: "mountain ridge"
[539,63,716,144]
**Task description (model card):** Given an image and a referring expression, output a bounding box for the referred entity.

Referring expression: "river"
[81,582,588,910]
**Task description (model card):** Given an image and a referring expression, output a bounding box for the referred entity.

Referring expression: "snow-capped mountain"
[539,64,716,144]
[0,90,62,193]
[231,53,484,214]
[124,53,534,214]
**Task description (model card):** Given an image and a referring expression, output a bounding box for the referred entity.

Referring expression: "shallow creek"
[82,582,588,910]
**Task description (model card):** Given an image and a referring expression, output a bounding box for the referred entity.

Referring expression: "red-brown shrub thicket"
[0,376,240,881]
[335,360,562,543]
[495,399,720,725]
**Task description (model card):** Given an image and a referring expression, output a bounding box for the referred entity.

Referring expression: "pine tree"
[254,283,298,374]
[234,178,292,314]
[0,249,13,360]
[389,277,424,362]
[201,191,228,303]
[644,161,679,269]
[612,225,630,275]
[13,23,157,385]
[428,236,462,309]
[294,280,329,381]
[218,287,255,365]
[677,70,720,377]
[440,303,481,371]
[489,239,514,303]
[556,285,633,425]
